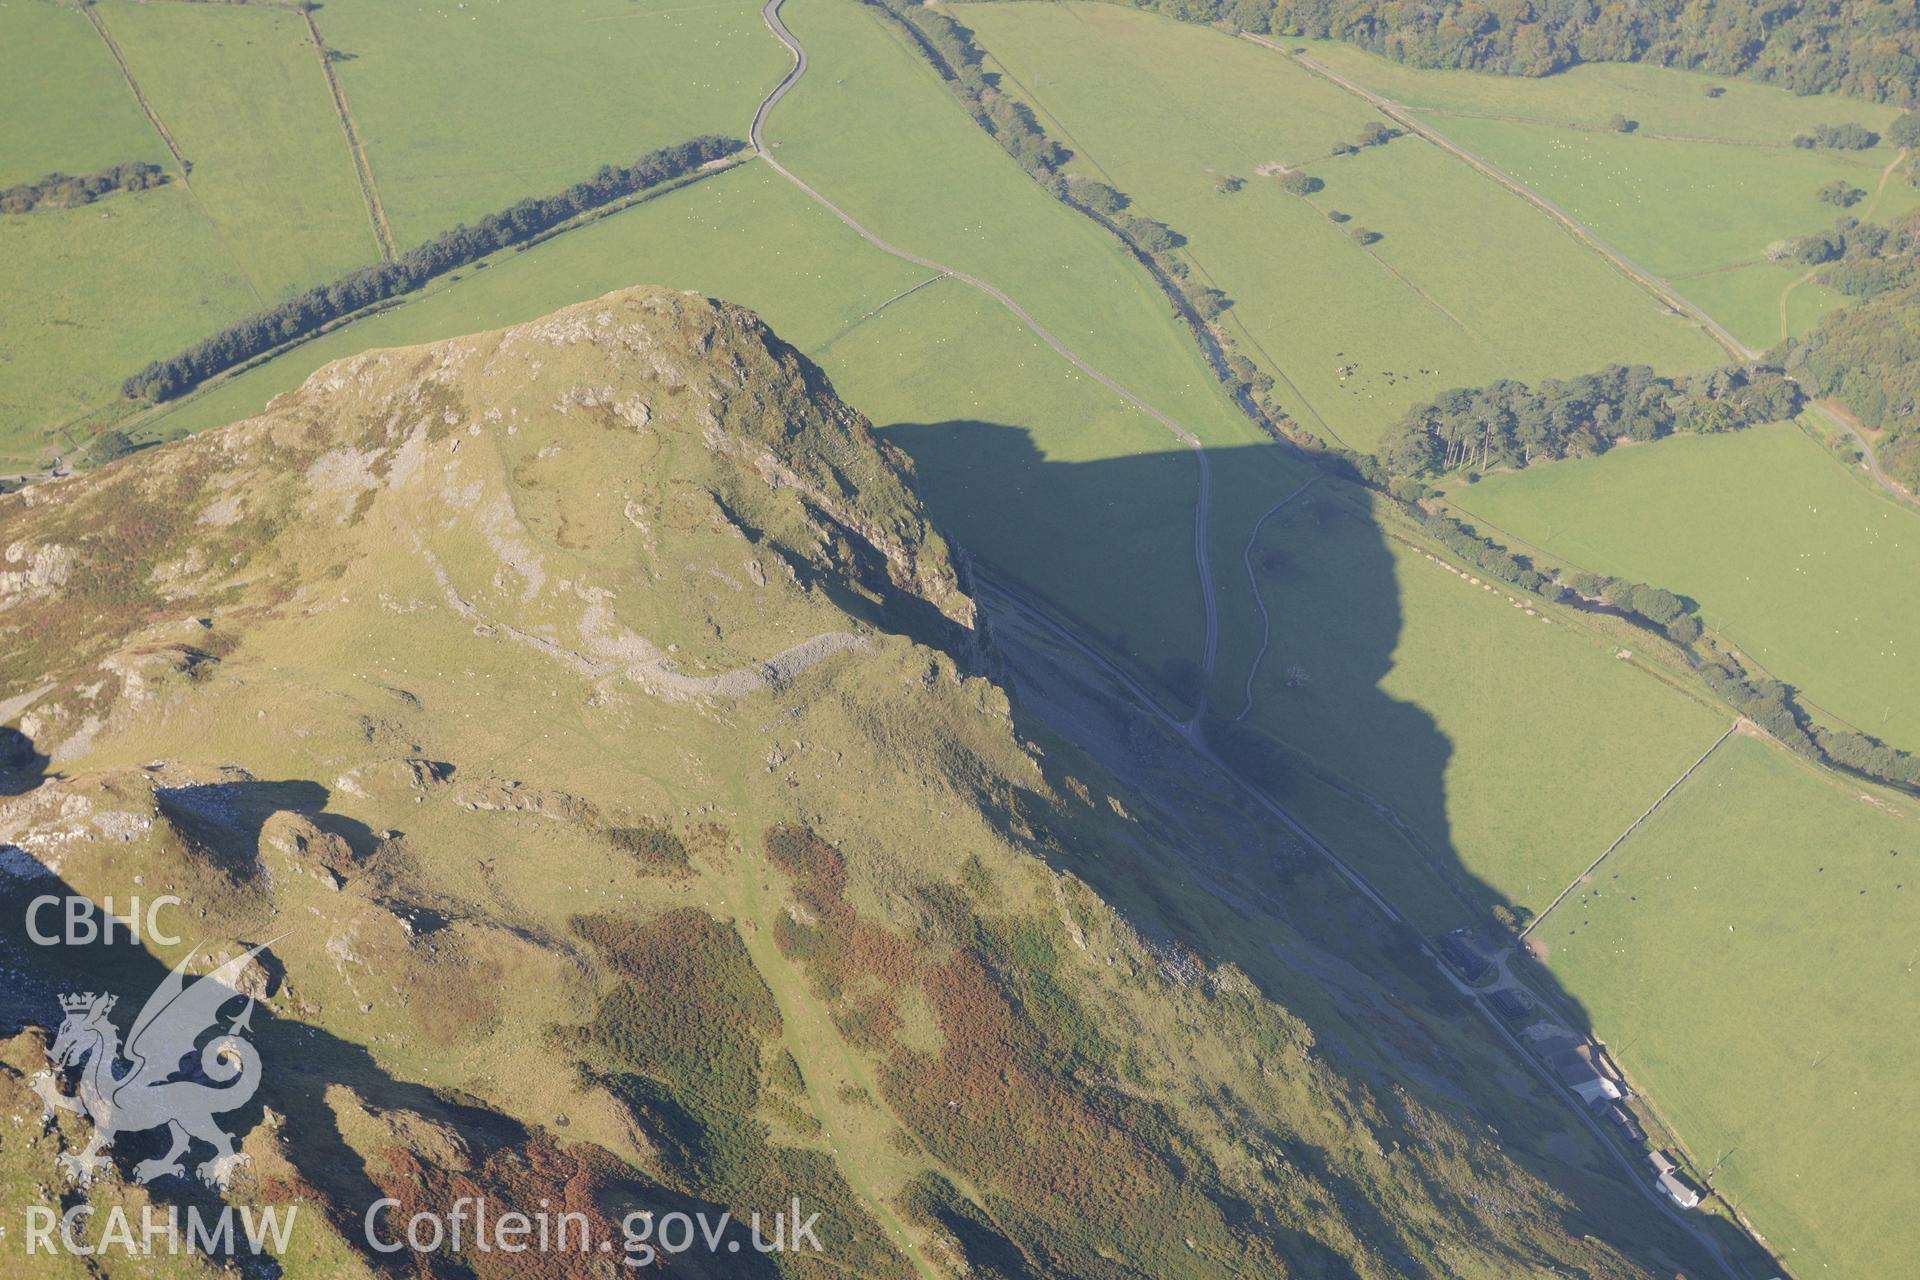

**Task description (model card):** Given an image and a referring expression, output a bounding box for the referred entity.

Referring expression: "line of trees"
[121,135,742,402]
[1792,121,1879,149]
[1377,363,1803,478]
[2,161,165,214]
[862,0,1270,404]
[951,0,1920,105]
[1705,664,1920,789]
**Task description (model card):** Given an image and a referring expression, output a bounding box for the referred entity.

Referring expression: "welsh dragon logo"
[30,941,276,1190]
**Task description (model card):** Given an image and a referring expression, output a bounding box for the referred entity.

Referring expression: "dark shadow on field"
[882,419,1748,1275]
[0,868,764,1279]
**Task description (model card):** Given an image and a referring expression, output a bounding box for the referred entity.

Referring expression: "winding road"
[753,0,1220,713]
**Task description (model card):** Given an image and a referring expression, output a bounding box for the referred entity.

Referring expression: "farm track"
[753,0,1220,708]
[1808,398,1920,510]
[304,8,398,262]
[1234,475,1318,719]
[1244,34,1758,363]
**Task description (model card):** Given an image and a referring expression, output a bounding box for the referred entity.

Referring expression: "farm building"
[1549,1046,1622,1105]
[1657,1168,1702,1209]
[1489,988,1533,1020]
[1437,930,1493,982]
[1645,1151,1700,1206]
[1606,1104,1646,1142]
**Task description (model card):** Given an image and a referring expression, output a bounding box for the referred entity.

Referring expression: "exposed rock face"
[0,288,976,760]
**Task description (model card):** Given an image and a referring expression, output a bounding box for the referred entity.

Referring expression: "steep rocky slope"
[0,289,1708,1278]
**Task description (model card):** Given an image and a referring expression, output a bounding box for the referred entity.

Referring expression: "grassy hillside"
[1455,422,1920,750]
[1542,733,1920,1279]
[0,291,1717,1277]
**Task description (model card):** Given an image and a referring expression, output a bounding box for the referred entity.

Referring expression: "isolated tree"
[1349,225,1380,245]
[88,430,137,464]
[1277,169,1320,196]
[1357,121,1392,147]
[1818,179,1866,207]
[1607,113,1636,133]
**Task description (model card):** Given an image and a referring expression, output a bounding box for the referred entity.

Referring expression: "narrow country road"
[1809,398,1920,509]
[1243,33,1758,363]
[753,0,1220,711]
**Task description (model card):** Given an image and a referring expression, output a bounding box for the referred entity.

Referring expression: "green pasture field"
[314,0,788,249]
[961,2,1722,452]
[1674,259,1849,353]
[0,0,171,186]
[0,186,259,468]
[1541,733,1920,1279]
[767,0,1269,459]
[1288,37,1920,351]
[1294,38,1907,145]
[1426,118,1917,300]
[1454,421,1920,750]
[137,163,1212,673]
[838,284,1207,672]
[101,0,379,299]
[1244,485,1730,917]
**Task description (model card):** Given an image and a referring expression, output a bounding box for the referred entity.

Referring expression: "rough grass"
[1244,487,1729,915]
[1542,734,1920,1280]
[962,2,1723,451]
[0,0,172,186]
[1455,422,1920,749]
[315,0,787,249]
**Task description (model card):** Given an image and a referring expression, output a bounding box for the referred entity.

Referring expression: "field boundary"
[80,1,190,177]
[304,7,398,262]
[1522,719,1739,938]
